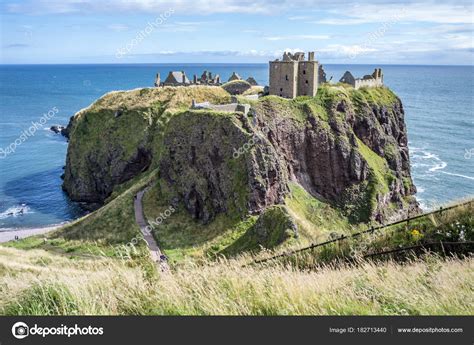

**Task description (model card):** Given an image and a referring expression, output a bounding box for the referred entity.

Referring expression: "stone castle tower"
[269,51,321,98]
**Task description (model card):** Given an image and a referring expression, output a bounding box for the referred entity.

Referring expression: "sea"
[0,64,473,230]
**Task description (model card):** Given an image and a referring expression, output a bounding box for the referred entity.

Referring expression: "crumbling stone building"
[228,72,242,82]
[193,70,221,85]
[269,51,325,98]
[155,70,257,88]
[155,71,190,86]
[339,68,383,89]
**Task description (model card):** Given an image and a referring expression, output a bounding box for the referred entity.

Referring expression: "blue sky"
[1,0,473,65]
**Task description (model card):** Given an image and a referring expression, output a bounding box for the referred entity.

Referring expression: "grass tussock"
[1,246,472,315]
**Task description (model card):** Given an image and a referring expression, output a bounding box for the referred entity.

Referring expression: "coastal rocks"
[50,116,74,139]
[50,124,69,138]
[62,108,154,204]
[62,86,232,206]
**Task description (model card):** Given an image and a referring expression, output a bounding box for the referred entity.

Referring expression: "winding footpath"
[134,189,169,272]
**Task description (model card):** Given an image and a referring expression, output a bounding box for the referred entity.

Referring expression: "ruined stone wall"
[297,61,319,96]
[269,61,298,98]
[354,78,383,89]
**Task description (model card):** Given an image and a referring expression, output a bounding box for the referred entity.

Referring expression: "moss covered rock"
[62,86,231,204]
[159,110,289,223]
[222,205,298,254]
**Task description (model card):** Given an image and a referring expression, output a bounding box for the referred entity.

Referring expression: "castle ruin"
[155,70,257,87]
[339,68,383,89]
[269,51,383,98]
[269,51,326,98]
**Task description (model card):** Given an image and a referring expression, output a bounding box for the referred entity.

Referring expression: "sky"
[0,0,473,65]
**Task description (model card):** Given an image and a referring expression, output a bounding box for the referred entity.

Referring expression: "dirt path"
[134,189,169,271]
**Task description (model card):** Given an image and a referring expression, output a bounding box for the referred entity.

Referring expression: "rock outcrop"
[62,85,418,224]
[159,111,288,222]
[221,80,252,95]
[62,86,231,204]
[250,87,418,222]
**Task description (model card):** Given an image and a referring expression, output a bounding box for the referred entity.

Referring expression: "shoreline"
[0,225,61,243]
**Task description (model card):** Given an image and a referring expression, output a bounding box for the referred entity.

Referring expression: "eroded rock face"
[251,91,418,222]
[159,112,289,223]
[62,108,153,204]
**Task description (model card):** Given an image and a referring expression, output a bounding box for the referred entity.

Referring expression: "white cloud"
[318,44,377,56]
[317,3,472,25]
[4,0,472,28]
[264,35,331,41]
[4,0,290,15]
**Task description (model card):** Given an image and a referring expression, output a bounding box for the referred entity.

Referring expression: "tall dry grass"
[0,246,472,315]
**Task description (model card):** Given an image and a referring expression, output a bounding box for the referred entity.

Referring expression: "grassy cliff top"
[77,85,232,115]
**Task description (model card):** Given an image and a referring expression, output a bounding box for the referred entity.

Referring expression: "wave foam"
[411,148,448,173]
[440,171,474,181]
[0,204,31,219]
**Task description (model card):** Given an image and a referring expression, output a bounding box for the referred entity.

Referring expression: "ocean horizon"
[1,63,473,230]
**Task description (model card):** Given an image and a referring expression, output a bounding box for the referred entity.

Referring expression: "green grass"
[141,181,258,262]
[285,182,363,243]
[351,86,398,107]
[1,245,472,315]
[254,199,474,267]
[4,170,160,260]
[3,236,117,259]
[221,205,298,255]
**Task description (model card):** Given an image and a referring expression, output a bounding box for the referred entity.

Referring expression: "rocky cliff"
[63,84,418,224]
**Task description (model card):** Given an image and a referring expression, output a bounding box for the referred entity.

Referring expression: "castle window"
[280,88,283,92]
[285,75,288,81]
[303,70,306,75]
[305,80,308,84]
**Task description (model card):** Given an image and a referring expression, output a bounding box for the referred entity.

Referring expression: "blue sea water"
[0,64,473,230]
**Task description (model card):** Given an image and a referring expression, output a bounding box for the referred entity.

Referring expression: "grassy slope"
[4,170,158,259]
[1,245,472,315]
[285,182,364,242]
[141,177,369,262]
[256,199,474,267]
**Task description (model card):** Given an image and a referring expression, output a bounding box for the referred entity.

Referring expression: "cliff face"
[250,87,417,222]
[63,85,417,223]
[159,111,289,223]
[62,86,231,205]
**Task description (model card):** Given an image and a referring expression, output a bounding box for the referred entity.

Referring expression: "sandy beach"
[0,225,60,243]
